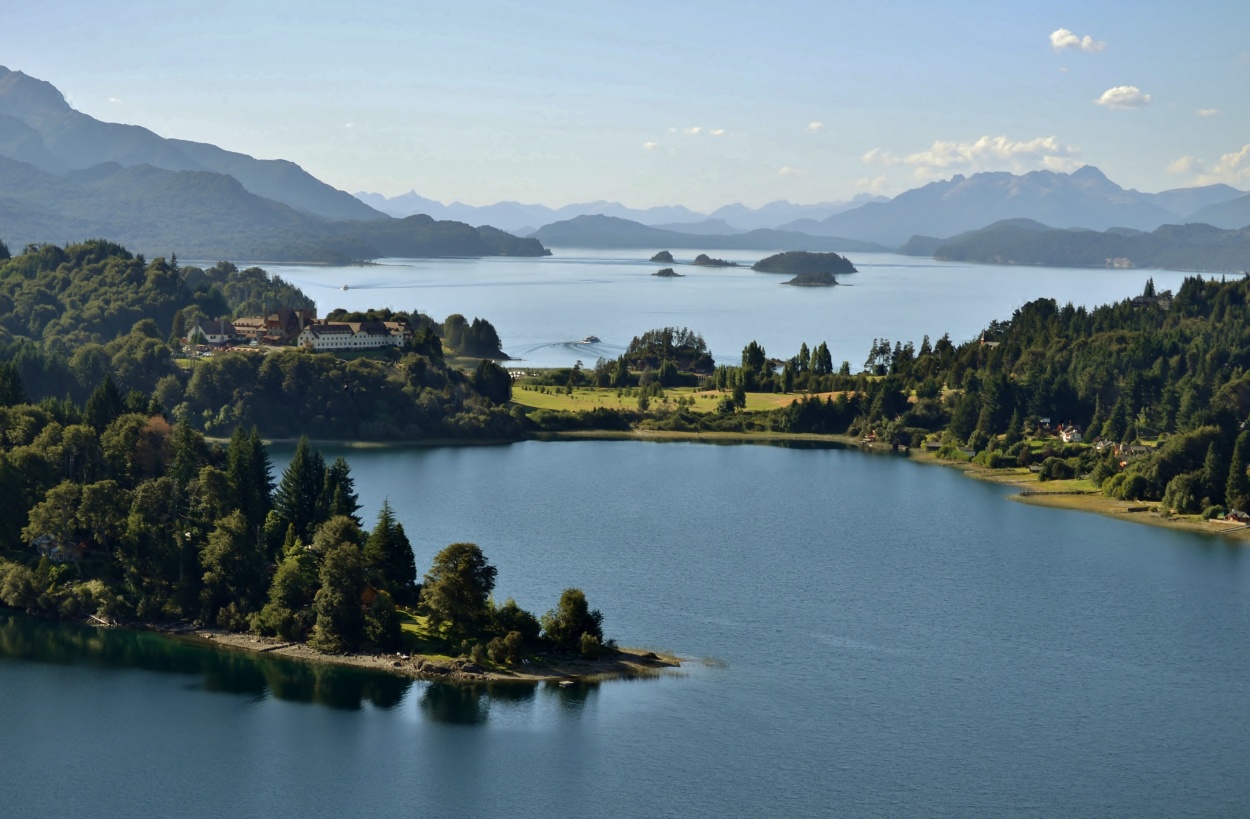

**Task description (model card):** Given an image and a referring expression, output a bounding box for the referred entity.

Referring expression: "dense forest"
[0,410,608,663]
[0,240,520,439]
[703,275,1250,513]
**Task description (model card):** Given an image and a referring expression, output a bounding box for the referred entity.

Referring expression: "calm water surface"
[3,441,1249,817]
[253,250,1193,368]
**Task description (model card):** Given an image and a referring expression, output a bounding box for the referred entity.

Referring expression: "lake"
[249,250,1194,368]
[4,440,1249,817]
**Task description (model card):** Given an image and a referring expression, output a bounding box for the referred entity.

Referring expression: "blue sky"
[3,1,1247,209]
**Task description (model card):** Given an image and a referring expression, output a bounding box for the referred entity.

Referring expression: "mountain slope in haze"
[530,214,887,252]
[931,219,1250,271]
[354,191,889,232]
[1150,184,1245,218]
[0,66,386,222]
[789,166,1193,247]
[1187,193,1250,230]
[0,153,548,262]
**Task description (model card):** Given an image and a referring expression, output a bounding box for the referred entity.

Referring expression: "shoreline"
[165,627,684,685]
[247,425,1250,541]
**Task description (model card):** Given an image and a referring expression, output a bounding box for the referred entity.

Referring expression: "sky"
[2,0,1248,210]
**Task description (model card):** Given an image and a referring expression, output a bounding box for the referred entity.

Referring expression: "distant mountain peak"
[1070,164,1110,182]
[0,66,72,117]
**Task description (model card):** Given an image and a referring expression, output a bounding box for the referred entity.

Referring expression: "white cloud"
[1095,85,1151,109]
[1167,156,1202,175]
[684,126,703,135]
[344,122,355,129]
[710,128,726,136]
[855,175,889,194]
[107,97,121,104]
[1198,108,1220,117]
[1195,144,1250,186]
[808,121,824,131]
[778,166,805,176]
[643,141,658,150]
[863,135,1081,179]
[1050,28,1105,53]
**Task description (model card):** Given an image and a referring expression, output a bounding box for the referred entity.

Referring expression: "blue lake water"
[4,441,1249,817]
[251,250,1193,368]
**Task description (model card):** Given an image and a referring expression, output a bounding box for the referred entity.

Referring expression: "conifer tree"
[273,437,327,543]
[363,499,418,604]
[227,426,272,531]
[1226,431,1250,512]
[322,457,361,523]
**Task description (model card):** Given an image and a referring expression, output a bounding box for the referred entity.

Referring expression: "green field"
[510,385,839,413]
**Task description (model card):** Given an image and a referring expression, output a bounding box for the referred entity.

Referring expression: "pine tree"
[1226,431,1250,512]
[322,457,361,523]
[363,499,418,604]
[227,426,272,532]
[0,362,26,407]
[85,374,124,432]
[1202,441,1228,506]
[273,437,327,543]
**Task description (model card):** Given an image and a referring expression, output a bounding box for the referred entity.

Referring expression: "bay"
[4,440,1249,817]
[258,250,1193,368]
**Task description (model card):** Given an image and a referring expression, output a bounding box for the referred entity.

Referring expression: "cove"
[3,439,1249,817]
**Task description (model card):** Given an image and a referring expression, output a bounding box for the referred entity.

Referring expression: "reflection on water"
[0,613,412,711]
[0,612,605,720]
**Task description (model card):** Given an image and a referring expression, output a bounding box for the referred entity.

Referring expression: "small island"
[781,270,838,287]
[650,250,675,263]
[653,267,684,277]
[752,250,857,275]
[692,253,738,267]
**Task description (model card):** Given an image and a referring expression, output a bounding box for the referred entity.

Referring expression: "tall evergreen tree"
[1226,431,1250,512]
[0,362,26,407]
[227,426,272,531]
[322,457,361,523]
[273,437,327,543]
[363,499,418,604]
[1202,440,1229,506]
[85,374,124,432]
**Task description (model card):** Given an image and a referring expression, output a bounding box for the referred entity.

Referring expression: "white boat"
[581,335,600,344]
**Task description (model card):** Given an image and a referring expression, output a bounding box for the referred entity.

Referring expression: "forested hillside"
[712,275,1250,511]
[0,239,521,439]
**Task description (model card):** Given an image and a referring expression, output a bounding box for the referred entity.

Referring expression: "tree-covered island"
[650,250,675,263]
[691,253,737,267]
[751,250,857,275]
[653,267,683,277]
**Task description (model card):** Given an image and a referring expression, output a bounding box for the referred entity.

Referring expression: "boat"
[340,284,350,291]
[581,335,600,344]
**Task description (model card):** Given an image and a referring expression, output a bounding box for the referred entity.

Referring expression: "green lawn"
[510,385,841,414]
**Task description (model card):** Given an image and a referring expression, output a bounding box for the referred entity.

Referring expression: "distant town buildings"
[188,309,412,353]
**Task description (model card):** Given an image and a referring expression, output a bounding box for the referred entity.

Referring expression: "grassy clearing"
[510,385,843,414]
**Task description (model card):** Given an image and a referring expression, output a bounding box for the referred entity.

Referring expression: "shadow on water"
[0,612,410,711]
[417,679,599,725]
[1,613,604,719]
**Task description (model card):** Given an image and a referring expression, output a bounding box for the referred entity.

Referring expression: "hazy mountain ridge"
[0,153,548,262]
[926,219,1250,271]
[353,190,887,232]
[530,214,887,252]
[783,167,1245,246]
[0,66,386,222]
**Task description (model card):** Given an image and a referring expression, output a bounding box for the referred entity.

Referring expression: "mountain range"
[904,218,1250,272]
[0,66,546,261]
[1,65,1247,263]
[352,190,888,233]
[779,166,1246,247]
[530,215,886,253]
